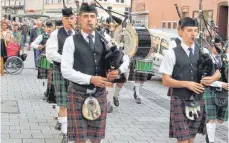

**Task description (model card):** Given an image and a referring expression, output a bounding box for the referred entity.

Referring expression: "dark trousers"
[34,49,40,67]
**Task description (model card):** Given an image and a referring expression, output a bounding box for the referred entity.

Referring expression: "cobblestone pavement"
[1,49,228,143]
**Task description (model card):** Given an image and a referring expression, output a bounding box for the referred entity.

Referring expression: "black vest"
[72,32,107,90]
[175,38,181,46]
[172,45,200,99]
[40,33,49,54]
[53,27,71,66]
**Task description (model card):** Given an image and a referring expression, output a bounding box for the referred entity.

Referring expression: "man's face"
[181,26,198,45]
[13,25,19,32]
[62,15,76,30]
[7,21,11,26]
[45,26,54,34]
[36,21,42,28]
[2,23,8,30]
[79,12,97,32]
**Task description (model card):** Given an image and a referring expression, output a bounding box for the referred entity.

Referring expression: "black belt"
[53,61,61,67]
[70,82,104,94]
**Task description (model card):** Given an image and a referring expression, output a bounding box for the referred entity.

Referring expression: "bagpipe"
[88,0,131,83]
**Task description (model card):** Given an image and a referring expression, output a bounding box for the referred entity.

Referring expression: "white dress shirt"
[159,42,223,87]
[159,42,209,76]
[61,31,130,85]
[168,37,182,49]
[209,53,224,88]
[46,28,75,63]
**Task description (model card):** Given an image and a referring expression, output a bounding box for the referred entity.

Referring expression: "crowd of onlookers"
[0,16,46,76]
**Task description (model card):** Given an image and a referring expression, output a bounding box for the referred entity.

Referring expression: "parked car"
[148,28,179,77]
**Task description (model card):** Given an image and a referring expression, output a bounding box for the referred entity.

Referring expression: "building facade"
[131,0,228,38]
[43,0,131,19]
[2,0,25,21]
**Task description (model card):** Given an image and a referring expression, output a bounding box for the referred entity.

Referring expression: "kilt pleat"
[203,88,228,121]
[128,60,148,81]
[52,65,68,107]
[169,95,205,141]
[67,85,107,143]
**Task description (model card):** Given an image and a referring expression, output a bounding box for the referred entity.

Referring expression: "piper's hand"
[222,83,229,90]
[200,76,215,86]
[186,81,205,94]
[38,45,44,50]
[107,69,120,80]
[90,76,113,88]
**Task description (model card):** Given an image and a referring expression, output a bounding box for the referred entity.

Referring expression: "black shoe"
[55,121,61,131]
[133,87,137,99]
[52,105,56,109]
[107,102,113,113]
[113,96,119,107]
[136,97,141,104]
[61,134,68,143]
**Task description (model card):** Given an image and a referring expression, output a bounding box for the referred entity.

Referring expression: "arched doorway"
[217,2,228,39]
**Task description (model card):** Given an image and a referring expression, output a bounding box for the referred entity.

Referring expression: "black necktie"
[188,48,193,58]
[87,35,94,50]
[67,30,72,36]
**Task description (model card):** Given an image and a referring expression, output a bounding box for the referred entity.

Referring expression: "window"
[173,21,178,29]
[159,38,169,55]
[58,0,62,3]
[182,12,189,18]
[53,0,58,3]
[116,0,119,2]
[125,7,130,12]
[162,21,166,28]
[168,22,172,28]
[121,0,124,3]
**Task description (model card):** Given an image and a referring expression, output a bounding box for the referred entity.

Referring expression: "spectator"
[1,21,13,46]
[29,19,44,68]
[12,24,24,47]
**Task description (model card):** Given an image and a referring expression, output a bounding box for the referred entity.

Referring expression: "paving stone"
[1,49,228,143]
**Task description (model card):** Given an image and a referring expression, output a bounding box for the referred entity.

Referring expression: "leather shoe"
[113,96,119,107]
[136,97,141,104]
[107,102,113,113]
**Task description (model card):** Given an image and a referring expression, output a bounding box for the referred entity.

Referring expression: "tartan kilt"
[52,65,68,107]
[128,60,148,81]
[37,68,48,79]
[37,56,51,79]
[169,95,205,141]
[203,88,228,121]
[67,84,107,143]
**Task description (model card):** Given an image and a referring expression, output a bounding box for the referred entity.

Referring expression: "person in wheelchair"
[12,24,24,47]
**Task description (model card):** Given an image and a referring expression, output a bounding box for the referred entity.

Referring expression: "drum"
[135,59,153,73]
[113,24,152,58]
[39,55,51,69]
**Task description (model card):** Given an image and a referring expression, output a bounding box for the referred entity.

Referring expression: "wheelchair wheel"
[4,56,24,75]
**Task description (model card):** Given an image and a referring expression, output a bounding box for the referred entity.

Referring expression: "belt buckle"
[215,87,223,92]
